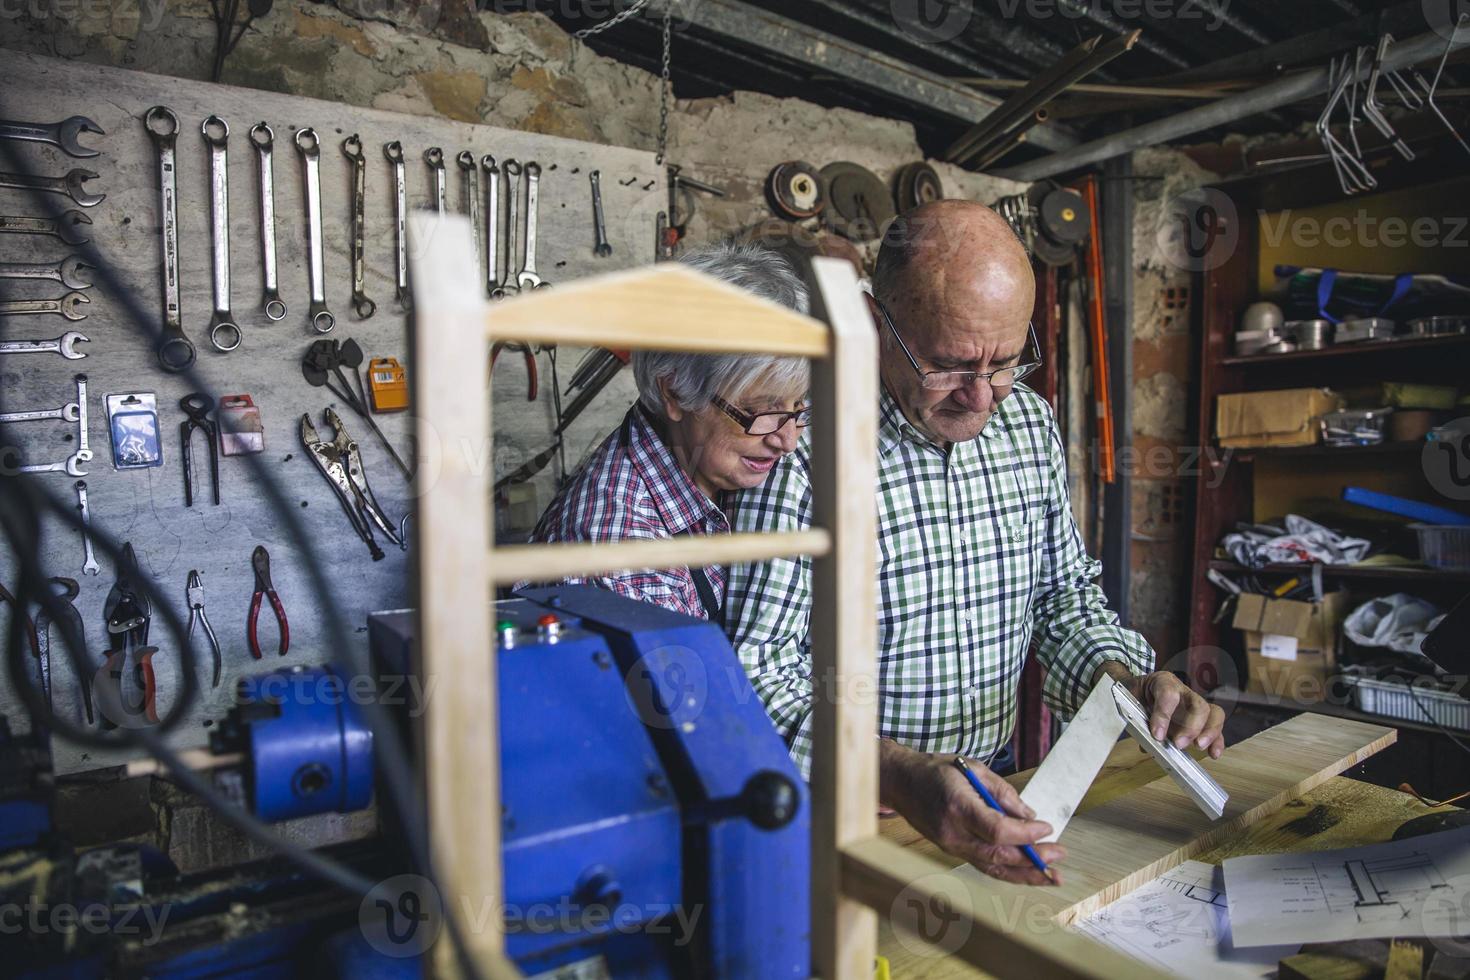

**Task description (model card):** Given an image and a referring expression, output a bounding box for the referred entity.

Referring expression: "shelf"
[1235,441,1425,461]
[1212,686,1451,737]
[1209,559,1470,583]
[1221,333,1470,367]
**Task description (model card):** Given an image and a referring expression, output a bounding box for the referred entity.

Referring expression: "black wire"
[0,106,485,978]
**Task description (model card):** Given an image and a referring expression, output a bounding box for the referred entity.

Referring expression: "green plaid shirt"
[725,384,1154,777]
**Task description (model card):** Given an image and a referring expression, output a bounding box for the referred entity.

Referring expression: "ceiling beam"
[644,0,1079,151]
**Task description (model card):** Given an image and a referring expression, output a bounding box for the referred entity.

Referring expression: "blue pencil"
[951,756,1057,884]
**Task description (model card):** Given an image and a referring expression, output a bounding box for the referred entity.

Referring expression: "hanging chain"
[572,0,652,38]
[655,3,672,165]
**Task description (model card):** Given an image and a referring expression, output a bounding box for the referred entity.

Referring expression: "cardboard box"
[1216,388,1343,449]
[1233,590,1348,700]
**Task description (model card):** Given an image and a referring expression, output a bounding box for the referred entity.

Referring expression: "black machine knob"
[740,770,800,831]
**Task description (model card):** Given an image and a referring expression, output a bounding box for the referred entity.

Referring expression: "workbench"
[876,732,1444,978]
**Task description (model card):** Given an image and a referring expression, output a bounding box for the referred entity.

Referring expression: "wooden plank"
[408,213,517,977]
[842,836,1173,980]
[806,256,881,980]
[485,263,831,356]
[489,530,830,586]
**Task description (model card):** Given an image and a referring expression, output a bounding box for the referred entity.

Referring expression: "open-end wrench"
[145,106,196,372]
[425,147,446,213]
[202,116,241,353]
[0,210,91,245]
[516,161,547,290]
[481,154,500,297]
[0,116,104,158]
[0,332,89,358]
[0,169,105,207]
[384,141,410,310]
[590,170,612,257]
[0,401,81,425]
[0,292,89,320]
[493,159,520,300]
[0,255,91,290]
[342,134,375,319]
[8,449,87,478]
[294,128,335,334]
[249,123,287,322]
[76,482,99,575]
[457,151,482,279]
[7,375,89,478]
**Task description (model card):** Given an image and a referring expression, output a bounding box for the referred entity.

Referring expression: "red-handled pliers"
[247,545,289,658]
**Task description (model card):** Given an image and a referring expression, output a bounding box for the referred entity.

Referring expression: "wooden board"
[0,52,662,774]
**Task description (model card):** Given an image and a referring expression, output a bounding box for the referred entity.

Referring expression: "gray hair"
[633,241,811,416]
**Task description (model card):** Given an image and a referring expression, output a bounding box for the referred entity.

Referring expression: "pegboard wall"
[0,52,663,774]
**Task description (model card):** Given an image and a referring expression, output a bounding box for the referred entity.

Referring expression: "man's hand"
[1103,664,1227,759]
[880,741,1064,886]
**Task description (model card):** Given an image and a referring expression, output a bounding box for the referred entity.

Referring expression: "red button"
[537,614,559,627]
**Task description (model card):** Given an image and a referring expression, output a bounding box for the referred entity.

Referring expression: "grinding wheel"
[766,160,825,221]
[893,161,944,212]
[820,161,896,242]
[1038,188,1089,247]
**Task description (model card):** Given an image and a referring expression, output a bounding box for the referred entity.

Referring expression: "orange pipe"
[1080,175,1116,485]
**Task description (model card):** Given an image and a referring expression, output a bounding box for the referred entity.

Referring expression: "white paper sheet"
[1074,860,1298,979]
[1223,824,1470,948]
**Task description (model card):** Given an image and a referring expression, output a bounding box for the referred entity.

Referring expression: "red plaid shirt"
[526,405,730,619]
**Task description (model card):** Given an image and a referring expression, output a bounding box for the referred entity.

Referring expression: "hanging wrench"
[145,106,196,372]
[0,169,105,207]
[457,151,482,280]
[0,292,89,320]
[590,170,612,257]
[342,134,375,319]
[294,128,335,334]
[249,123,287,322]
[424,147,446,213]
[384,141,410,310]
[76,481,99,575]
[516,161,547,290]
[493,159,520,300]
[481,154,500,297]
[0,210,91,245]
[0,116,104,158]
[5,377,89,478]
[75,373,92,470]
[0,332,89,358]
[0,401,81,425]
[0,256,92,290]
[202,116,241,353]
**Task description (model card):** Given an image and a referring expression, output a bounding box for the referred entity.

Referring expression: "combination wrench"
[384,141,410,310]
[0,292,89,320]
[482,154,500,297]
[0,168,105,208]
[0,400,80,425]
[145,106,196,372]
[457,151,482,281]
[249,123,287,321]
[425,147,446,213]
[516,161,547,290]
[294,128,335,334]
[202,116,241,352]
[0,210,91,245]
[0,332,89,358]
[0,115,104,158]
[342,134,375,319]
[492,159,520,300]
[6,375,91,477]
[76,481,99,575]
[590,170,612,257]
[0,255,92,290]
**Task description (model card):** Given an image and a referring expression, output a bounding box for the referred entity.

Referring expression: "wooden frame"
[408,213,1169,979]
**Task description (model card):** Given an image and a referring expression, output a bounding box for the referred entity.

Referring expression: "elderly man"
[725,200,1225,885]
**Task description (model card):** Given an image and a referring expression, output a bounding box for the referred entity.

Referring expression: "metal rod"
[998,29,1469,182]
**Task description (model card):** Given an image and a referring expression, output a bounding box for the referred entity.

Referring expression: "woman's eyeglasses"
[711,396,813,435]
[874,297,1042,392]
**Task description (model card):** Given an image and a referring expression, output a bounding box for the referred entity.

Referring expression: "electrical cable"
[0,106,485,978]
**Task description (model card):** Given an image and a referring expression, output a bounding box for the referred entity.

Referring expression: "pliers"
[35,576,91,725]
[101,542,156,729]
[0,580,45,711]
[491,341,538,401]
[186,570,222,687]
[247,545,289,658]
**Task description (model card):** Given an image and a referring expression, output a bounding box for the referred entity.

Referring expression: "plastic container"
[1412,524,1470,570]
[1351,675,1470,731]
[1321,408,1392,447]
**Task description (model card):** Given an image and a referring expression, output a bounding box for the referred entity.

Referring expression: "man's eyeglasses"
[712,396,812,435]
[874,297,1042,392]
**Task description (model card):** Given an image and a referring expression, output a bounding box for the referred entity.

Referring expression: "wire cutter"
[180,393,220,507]
[186,570,222,687]
[248,545,289,658]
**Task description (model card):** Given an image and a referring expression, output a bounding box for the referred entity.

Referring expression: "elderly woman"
[526,241,811,621]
